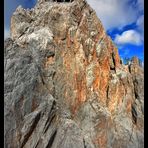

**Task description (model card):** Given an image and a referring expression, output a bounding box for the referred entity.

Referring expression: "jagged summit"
[37,0,84,5]
[5,0,144,147]
[38,0,78,3]
[41,0,74,2]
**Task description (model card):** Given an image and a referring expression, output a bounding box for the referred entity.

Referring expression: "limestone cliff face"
[5,0,144,147]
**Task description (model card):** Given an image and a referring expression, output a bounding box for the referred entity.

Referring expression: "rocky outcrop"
[5,0,144,147]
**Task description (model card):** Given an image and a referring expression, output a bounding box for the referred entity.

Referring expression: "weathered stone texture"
[5,0,144,147]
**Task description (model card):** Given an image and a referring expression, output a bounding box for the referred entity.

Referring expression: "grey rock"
[4,0,144,148]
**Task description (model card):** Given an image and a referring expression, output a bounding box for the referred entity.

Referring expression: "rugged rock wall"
[4,0,144,147]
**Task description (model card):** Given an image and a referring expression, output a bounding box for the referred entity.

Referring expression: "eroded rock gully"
[4,0,144,147]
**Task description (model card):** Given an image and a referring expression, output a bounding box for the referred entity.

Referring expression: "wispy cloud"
[114,30,142,45]
[137,15,144,29]
[86,0,143,30]
[136,15,144,41]
[137,0,144,12]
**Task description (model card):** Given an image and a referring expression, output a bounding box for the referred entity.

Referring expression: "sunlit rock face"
[5,0,144,147]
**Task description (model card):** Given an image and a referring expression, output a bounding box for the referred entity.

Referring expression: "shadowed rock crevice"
[20,112,41,148]
[131,104,137,124]
[83,139,87,148]
[43,102,57,133]
[133,82,139,99]
[110,52,116,71]
[45,130,57,148]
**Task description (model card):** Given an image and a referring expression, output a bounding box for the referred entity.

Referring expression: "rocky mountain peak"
[5,0,144,148]
[131,56,140,65]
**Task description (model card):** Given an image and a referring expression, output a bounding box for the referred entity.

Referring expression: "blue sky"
[4,0,144,61]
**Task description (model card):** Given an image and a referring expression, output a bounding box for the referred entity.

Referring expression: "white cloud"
[86,0,143,30]
[4,28,10,39]
[137,15,144,26]
[136,15,144,42]
[137,0,144,11]
[136,15,144,31]
[114,30,142,45]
